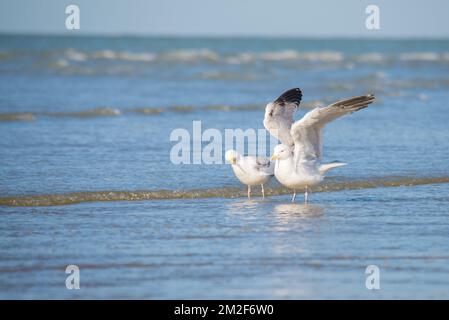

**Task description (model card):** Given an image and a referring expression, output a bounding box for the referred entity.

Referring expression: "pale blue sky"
[0,0,448,38]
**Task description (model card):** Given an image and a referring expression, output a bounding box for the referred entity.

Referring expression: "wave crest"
[1,176,448,207]
[6,48,449,67]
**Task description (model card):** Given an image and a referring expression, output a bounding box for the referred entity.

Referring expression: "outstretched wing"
[263,88,302,147]
[290,94,375,161]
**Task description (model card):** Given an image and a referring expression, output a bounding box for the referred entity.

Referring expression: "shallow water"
[1,184,449,299]
[1,35,449,299]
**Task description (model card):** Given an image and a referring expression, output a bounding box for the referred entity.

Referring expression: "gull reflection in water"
[226,199,264,215]
[274,203,325,217]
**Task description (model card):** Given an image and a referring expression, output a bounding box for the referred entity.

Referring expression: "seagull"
[225,150,274,199]
[264,88,375,202]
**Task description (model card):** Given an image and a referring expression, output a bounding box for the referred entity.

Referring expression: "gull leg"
[261,184,265,199]
[247,185,251,200]
[304,186,309,203]
[291,189,296,203]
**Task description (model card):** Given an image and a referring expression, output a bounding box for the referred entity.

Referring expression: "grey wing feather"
[263,88,302,147]
[254,157,275,176]
[291,94,375,161]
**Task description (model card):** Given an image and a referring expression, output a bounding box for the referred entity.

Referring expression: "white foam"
[399,52,440,62]
[92,50,155,62]
[355,53,386,63]
[298,51,344,62]
[162,49,219,62]
[225,50,345,64]
[225,53,254,64]
[65,48,87,61]
[259,50,300,61]
[93,50,117,59]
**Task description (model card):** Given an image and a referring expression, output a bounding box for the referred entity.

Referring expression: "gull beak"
[270,154,277,161]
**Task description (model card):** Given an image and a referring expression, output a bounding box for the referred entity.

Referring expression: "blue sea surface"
[1,184,449,299]
[1,35,449,299]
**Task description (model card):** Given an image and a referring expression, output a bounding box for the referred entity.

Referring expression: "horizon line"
[1,31,449,41]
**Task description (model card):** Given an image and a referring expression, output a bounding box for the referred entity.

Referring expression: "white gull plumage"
[225,150,274,199]
[264,88,375,202]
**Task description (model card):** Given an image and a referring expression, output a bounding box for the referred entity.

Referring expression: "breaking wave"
[3,48,449,67]
[60,49,449,64]
[0,86,436,122]
[0,103,287,121]
[0,107,122,121]
[1,176,448,207]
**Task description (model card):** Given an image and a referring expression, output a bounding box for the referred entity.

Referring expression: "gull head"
[271,144,291,161]
[225,149,238,165]
[265,102,275,118]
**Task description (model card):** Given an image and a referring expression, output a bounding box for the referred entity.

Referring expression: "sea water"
[1,35,449,298]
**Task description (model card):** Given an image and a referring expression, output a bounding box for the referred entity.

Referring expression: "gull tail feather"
[319,162,347,174]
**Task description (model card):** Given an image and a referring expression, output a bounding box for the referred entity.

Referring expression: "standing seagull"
[225,150,274,199]
[264,88,375,202]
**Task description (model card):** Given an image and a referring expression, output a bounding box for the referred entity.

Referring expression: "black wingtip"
[274,88,302,107]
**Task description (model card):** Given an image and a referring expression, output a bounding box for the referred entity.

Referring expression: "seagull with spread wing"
[264,88,375,202]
